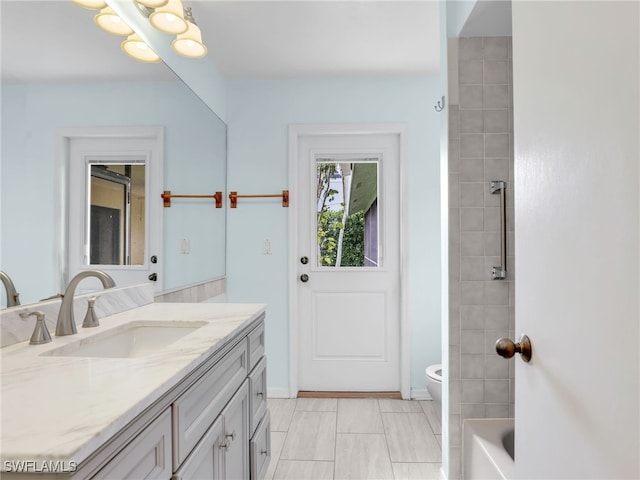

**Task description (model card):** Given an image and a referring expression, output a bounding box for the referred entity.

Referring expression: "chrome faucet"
[56,270,115,336]
[0,271,20,307]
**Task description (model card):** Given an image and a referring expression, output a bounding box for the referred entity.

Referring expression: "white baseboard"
[411,388,433,401]
[267,387,294,398]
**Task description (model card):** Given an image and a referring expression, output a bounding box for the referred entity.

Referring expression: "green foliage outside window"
[316,162,365,267]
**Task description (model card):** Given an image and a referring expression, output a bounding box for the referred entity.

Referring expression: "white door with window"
[59,128,163,294]
[291,126,406,393]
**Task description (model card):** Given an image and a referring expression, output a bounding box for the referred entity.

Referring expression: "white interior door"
[295,130,402,392]
[62,128,163,294]
[512,2,639,477]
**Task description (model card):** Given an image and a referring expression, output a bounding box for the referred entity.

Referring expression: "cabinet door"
[249,357,267,436]
[93,409,172,480]
[221,380,250,480]
[172,415,224,480]
[173,340,248,468]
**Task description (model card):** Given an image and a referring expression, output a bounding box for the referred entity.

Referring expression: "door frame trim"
[288,123,410,399]
[54,126,164,294]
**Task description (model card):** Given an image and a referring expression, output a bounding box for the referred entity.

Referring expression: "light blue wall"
[1,80,225,304]
[226,77,442,392]
[447,0,478,37]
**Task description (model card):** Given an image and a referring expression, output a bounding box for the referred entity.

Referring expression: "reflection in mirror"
[89,164,146,266]
[316,159,380,268]
[0,0,227,307]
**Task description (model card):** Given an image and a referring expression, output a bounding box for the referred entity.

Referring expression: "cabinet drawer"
[250,411,271,480]
[247,322,265,371]
[93,409,172,480]
[249,357,267,436]
[172,340,248,470]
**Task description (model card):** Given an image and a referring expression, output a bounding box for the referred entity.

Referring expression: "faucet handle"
[19,310,52,345]
[82,296,100,329]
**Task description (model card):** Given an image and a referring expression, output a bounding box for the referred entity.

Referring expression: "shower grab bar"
[491,180,507,280]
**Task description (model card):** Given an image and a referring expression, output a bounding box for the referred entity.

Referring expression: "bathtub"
[462,418,514,480]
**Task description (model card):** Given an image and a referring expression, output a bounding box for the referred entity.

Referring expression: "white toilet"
[426,364,442,405]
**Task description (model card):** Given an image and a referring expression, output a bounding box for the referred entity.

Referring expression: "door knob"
[495,334,532,362]
[148,273,157,281]
[300,274,309,283]
[150,255,158,264]
[300,256,309,265]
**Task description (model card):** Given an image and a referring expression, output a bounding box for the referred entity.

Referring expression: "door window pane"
[88,164,145,265]
[316,159,379,268]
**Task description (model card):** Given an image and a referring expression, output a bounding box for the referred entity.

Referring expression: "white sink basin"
[41,321,207,359]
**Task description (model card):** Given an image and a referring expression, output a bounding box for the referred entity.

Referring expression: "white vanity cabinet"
[246,323,270,480]
[172,339,248,468]
[0,304,270,480]
[103,319,268,480]
[172,382,249,480]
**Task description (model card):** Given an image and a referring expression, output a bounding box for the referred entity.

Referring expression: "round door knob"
[300,256,309,265]
[495,334,532,362]
[150,255,158,264]
[300,274,309,283]
[148,273,157,281]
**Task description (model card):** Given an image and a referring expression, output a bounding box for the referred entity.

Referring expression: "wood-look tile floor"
[266,398,442,480]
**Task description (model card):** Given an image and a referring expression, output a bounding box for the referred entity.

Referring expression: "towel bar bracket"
[490,180,506,194]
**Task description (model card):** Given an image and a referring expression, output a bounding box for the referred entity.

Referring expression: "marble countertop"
[0,302,266,469]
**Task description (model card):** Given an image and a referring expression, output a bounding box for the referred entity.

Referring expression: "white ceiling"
[191,1,441,79]
[1,0,441,83]
[0,1,178,83]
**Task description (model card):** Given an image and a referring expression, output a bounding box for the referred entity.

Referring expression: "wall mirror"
[0,0,227,307]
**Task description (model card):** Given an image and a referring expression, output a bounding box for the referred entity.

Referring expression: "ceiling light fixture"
[121,33,161,63]
[70,0,107,10]
[149,0,188,35]
[94,7,134,36]
[171,8,207,58]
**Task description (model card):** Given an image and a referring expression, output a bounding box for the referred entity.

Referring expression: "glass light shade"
[71,0,107,10]
[94,7,134,36]
[149,0,188,35]
[171,21,207,58]
[121,33,161,63]
[136,0,169,7]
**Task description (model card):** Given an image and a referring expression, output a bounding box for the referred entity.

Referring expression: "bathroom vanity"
[0,302,270,479]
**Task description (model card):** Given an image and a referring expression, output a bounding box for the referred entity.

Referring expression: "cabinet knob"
[256,391,264,397]
[225,430,236,441]
[261,450,268,456]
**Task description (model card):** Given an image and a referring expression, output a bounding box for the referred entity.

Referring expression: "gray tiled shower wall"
[448,37,515,479]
